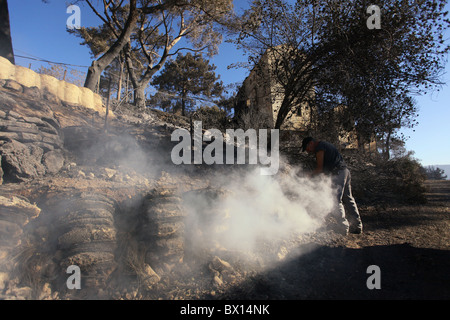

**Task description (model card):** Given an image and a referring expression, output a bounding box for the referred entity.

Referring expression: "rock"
[0,195,41,226]
[77,170,86,178]
[4,80,23,93]
[210,256,233,273]
[67,162,77,170]
[0,139,45,182]
[104,168,117,179]
[42,150,65,174]
[6,286,33,300]
[6,110,21,120]
[38,282,53,300]
[22,86,41,99]
[277,246,289,261]
[213,274,223,287]
[0,131,20,141]
[141,264,160,288]
[0,195,41,268]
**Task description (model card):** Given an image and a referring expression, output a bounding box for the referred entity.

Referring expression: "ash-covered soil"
[216,179,450,300]
[148,180,450,300]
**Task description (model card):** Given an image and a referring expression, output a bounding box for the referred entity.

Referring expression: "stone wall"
[235,49,313,131]
[0,56,106,115]
[0,98,65,183]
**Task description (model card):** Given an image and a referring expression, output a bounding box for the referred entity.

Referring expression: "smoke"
[182,163,336,262]
[8,119,337,297]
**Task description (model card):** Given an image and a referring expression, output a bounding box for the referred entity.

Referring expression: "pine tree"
[151,53,224,116]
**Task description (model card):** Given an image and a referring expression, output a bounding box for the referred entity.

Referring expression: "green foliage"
[151,53,224,115]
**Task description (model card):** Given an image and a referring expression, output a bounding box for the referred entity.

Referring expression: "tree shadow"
[219,243,450,300]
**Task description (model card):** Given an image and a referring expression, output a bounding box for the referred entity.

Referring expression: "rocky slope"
[0,80,294,300]
[1,81,448,301]
[0,81,205,299]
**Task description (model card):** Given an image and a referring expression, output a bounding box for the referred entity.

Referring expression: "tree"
[0,0,15,64]
[231,0,449,144]
[151,52,224,115]
[425,166,448,180]
[72,0,233,108]
[123,0,231,109]
[72,0,188,91]
[77,0,139,91]
[310,0,448,151]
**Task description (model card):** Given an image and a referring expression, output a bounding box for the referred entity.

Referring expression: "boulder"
[0,139,45,182]
[42,150,65,174]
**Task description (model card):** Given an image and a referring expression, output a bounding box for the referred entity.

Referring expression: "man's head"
[301,136,315,153]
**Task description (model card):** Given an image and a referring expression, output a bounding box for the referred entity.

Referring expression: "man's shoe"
[349,225,363,234]
[333,225,349,236]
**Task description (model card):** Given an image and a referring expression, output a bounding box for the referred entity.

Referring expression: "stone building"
[235,47,314,132]
[234,48,372,152]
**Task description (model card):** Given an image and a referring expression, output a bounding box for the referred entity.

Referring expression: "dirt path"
[219,180,450,300]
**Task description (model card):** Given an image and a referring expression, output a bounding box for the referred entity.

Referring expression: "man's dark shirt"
[315,141,346,173]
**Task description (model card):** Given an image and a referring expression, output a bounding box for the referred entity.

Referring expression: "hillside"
[0,80,449,302]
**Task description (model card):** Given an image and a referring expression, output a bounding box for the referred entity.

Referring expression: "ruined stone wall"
[0,56,106,115]
[235,49,313,131]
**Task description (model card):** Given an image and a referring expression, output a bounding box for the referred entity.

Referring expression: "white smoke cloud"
[182,164,336,261]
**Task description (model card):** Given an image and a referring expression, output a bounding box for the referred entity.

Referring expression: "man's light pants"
[332,168,363,234]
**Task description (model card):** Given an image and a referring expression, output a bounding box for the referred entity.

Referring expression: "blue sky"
[6,0,450,167]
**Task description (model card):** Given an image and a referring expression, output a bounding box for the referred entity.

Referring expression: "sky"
[6,0,450,168]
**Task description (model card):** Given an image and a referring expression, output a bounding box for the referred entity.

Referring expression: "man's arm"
[312,150,324,175]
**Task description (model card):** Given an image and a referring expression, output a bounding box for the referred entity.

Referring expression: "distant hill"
[428,165,450,180]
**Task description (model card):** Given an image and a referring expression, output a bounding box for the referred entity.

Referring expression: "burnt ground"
[214,179,450,300]
[122,179,449,303]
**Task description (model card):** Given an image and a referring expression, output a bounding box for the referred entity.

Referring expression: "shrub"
[349,152,427,205]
